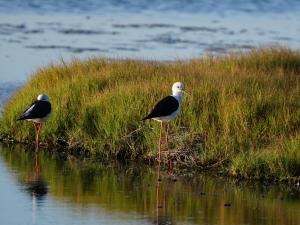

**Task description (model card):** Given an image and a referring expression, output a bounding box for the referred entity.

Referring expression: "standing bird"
[17,94,52,152]
[143,82,185,177]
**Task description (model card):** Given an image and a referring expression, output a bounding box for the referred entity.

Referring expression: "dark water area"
[0,144,299,225]
[0,0,300,81]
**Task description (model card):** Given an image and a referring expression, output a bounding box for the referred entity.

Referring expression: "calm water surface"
[0,0,300,81]
[0,144,299,225]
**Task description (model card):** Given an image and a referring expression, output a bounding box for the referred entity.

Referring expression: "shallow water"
[0,144,299,225]
[0,0,300,81]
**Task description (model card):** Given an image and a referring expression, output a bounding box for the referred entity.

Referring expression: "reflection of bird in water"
[154,180,175,225]
[24,152,48,200]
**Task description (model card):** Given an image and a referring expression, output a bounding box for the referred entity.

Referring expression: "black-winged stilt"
[17,94,52,152]
[143,82,185,177]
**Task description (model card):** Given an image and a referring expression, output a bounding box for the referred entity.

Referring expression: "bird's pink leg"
[157,121,163,181]
[36,123,42,153]
[165,123,172,175]
[156,180,161,225]
[156,181,161,209]
[163,185,167,212]
[35,151,40,177]
[33,122,38,152]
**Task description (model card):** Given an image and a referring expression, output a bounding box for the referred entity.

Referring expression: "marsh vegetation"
[1,48,300,182]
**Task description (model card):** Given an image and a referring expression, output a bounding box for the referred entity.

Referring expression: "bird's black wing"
[17,100,51,120]
[142,96,179,120]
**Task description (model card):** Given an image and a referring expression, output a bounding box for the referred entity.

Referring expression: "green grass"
[1,48,300,181]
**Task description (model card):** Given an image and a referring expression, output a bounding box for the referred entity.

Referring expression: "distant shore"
[1,48,300,184]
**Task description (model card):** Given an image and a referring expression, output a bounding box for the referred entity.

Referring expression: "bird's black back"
[18,100,51,120]
[143,96,179,120]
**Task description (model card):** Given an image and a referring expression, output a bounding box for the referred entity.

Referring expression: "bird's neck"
[172,93,183,105]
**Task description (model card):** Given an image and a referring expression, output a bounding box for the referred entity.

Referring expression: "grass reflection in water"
[0,144,299,225]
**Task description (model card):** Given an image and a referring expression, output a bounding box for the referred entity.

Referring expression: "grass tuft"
[1,48,300,181]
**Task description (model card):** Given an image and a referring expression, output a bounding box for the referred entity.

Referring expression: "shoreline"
[1,137,299,187]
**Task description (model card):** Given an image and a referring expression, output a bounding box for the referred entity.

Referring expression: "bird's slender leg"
[35,151,40,177]
[33,122,38,152]
[156,180,161,208]
[165,122,172,175]
[157,121,163,181]
[35,123,42,153]
[156,180,161,224]
[163,185,167,213]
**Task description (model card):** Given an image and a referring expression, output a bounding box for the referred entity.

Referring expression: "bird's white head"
[37,94,49,101]
[172,82,185,96]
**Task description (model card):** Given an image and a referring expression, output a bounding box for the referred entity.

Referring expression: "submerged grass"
[1,48,300,182]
